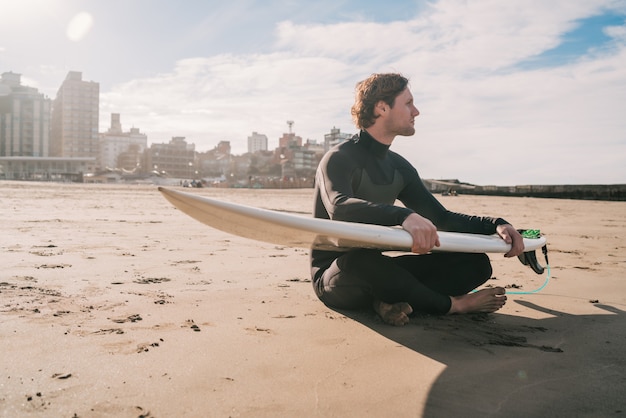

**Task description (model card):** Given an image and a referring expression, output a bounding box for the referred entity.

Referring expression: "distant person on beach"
[310,73,524,326]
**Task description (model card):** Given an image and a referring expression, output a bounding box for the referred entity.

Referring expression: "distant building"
[324,126,352,151]
[0,156,94,181]
[303,138,326,158]
[276,124,302,164]
[198,141,231,178]
[273,124,328,179]
[116,143,144,172]
[247,132,268,153]
[99,113,147,171]
[145,136,196,179]
[278,131,302,149]
[0,72,51,157]
[215,140,231,155]
[50,71,99,172]
[291,147,318,173]
[247,150,276,176]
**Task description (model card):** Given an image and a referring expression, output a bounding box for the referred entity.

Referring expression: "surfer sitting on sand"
[310,73,524,326]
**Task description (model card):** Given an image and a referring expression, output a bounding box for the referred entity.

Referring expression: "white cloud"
[396,40,626,184]
[605,22,626,40]
[99,0,625,184]
[101,53,356,152]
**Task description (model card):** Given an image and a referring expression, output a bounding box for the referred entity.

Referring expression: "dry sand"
[1,181,625,417]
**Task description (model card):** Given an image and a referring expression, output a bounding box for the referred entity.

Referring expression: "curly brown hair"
[350,73,409,129]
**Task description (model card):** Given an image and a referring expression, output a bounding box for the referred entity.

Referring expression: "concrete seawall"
[472,184,626,201]
[423,180,626,201]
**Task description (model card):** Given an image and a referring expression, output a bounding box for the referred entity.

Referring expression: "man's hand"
[401,213,440,254]
[496,224,524,257]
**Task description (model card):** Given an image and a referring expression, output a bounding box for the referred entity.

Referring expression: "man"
[311,73,524,326]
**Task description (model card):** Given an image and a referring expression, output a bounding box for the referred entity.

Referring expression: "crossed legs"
[315,250,506,325]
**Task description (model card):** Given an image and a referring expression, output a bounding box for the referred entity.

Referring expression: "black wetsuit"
[311,130,509,314]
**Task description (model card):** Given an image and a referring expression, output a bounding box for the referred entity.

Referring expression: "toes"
[384,304,412,326]
[397,302,413,315]
[391,313,410,326]
[374,301,413,326]
[493,286,506,295]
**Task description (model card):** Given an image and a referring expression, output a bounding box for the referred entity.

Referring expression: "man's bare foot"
[373,300,413,326]
[448,287,507,314]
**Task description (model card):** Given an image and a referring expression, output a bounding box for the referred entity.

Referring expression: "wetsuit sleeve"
[316,150,413,226]
[398,162,508,235]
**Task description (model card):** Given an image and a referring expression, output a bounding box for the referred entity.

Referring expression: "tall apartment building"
[0,72,51,157]
[50,71,99,169]
[247,131,268,153]
[99,113,147,170]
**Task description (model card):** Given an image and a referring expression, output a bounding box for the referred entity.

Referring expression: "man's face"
[385,88,420,137]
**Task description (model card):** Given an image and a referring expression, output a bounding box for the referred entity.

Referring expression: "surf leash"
[507,229,550,294]
[473,229,551,295]
[506,264,551,295]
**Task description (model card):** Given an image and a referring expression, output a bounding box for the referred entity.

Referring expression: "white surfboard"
[158,187,547,253]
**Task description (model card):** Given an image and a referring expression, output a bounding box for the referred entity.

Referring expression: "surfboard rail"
[158,187,547,253]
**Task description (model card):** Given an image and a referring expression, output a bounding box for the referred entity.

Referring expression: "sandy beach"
[1,181,625,417]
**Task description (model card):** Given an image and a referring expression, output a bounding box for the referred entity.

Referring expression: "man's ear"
[374,100,387,117]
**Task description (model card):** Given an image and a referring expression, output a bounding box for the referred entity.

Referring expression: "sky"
[1,0,625,185]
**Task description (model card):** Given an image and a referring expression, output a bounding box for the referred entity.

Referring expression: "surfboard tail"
[517,229,549,274]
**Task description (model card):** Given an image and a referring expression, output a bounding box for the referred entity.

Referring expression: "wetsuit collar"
[356,130,390,159]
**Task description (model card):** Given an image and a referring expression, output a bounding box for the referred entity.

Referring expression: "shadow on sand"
[336,299,625,418]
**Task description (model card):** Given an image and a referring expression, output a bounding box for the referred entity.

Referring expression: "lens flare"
[66,12,94,42]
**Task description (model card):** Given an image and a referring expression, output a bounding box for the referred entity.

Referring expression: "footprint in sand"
[133,277,171,284]
[184,319,201,332]
[110,314,142,323]
[136,339,164,353]
[35,264,71,269]
[93,328,125,335]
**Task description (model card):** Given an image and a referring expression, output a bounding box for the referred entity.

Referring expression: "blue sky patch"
[520,12,625,69]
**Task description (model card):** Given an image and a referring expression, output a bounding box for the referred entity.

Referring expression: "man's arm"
[395,158,525,253]
[397,161,514,235]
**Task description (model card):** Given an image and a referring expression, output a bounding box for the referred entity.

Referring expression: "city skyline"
[1,0,625,185]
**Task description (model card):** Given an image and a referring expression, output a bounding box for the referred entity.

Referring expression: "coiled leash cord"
[508,229,550,294]
[476,229,551,295]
